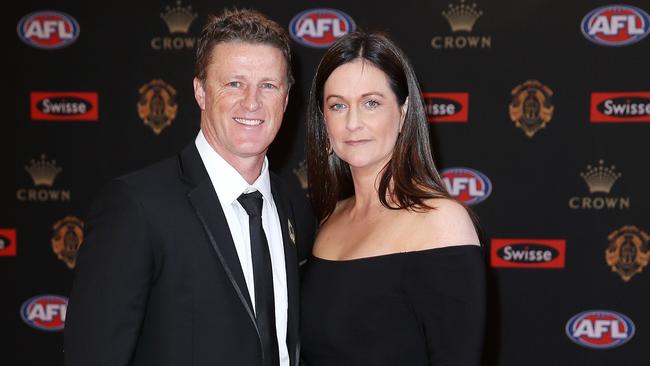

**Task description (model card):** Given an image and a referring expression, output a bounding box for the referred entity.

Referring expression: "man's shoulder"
[119,153,180,185]
[269,171,302,203]
[269,170,285,189]
[99,152,185,205]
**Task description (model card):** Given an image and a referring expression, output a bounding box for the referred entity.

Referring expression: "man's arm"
[64,180,155,366]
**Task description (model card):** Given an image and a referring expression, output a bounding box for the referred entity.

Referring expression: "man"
[64,9,313,366]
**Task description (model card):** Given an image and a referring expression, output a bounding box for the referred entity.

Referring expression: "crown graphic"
[442,0,483,32]
[160,0,198,34]
[293,160,308,190]
[580,160,621,194]
[25,154,62,187]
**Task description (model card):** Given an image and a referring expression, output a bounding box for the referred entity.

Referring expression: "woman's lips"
[345,139,371,146]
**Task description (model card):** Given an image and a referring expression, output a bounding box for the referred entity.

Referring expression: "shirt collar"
[195,130,272,206]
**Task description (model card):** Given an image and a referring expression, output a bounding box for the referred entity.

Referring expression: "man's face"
[194,42,289,165]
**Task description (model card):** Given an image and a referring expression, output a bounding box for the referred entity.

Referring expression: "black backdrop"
[8,0,650,365]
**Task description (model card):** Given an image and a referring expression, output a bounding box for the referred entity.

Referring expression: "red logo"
[491,238,566,268]
[17,11,80,50]
[566,310,635,349]
[441,167,491,205]
[423,92,469,123]
[30,92,98,121]
[0,228,16,257]
[289,9,355,48]
[590,92,650,123]
[20,295,68,331]
[581,6,650,46]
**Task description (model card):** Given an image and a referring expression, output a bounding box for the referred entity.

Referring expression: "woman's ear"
[399,96,409,131]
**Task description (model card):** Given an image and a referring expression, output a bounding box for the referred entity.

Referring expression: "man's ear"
[283,91,289,112]
[193,77,206,110]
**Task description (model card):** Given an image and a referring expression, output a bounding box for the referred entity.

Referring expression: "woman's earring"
[325,139,333,155]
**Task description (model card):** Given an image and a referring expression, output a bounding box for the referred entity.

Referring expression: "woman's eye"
[365,100,380,109]
[329,103,346,111]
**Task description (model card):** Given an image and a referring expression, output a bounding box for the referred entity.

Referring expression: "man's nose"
[241,86,261,111]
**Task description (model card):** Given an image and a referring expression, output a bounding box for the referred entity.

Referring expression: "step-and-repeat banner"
[8,1,650,365]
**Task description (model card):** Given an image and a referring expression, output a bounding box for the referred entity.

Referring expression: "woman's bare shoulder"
[403,198,480,251]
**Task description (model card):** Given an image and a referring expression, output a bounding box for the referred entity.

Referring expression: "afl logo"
[289,8,356,48]
[17,11,80,50]
[441,167,492,205]
[581,5,650,46]
[20,294,68,331]
[566,310,635,349]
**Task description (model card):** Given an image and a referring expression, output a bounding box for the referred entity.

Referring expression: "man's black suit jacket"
[64,143,314,366]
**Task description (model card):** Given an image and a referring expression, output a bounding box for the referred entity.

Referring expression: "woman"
[301,31,486,365]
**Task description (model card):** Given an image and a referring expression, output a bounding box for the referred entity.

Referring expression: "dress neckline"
[310,244,481,264]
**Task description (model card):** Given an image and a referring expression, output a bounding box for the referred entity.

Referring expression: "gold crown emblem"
[292,160,308,190]
[442,0,483,32]
[160,0,198,34]
[25,154,62,187]
[580,160,621,194]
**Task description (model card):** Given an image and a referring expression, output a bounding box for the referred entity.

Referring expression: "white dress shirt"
[196,131,289,366]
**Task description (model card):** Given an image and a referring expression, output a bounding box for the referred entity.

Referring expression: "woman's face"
[322,59,407,173]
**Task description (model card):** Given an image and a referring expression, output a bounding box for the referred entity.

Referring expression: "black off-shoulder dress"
[300,245,486,366]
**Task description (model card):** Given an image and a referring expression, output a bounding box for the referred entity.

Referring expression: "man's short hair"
[194,8,294,87]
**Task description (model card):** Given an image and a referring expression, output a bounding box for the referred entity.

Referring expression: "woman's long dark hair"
[306,31,457,223]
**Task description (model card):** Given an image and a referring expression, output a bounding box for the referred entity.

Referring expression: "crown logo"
[25,154,62,187]
[580,160,621,194]
[160,0,198,34]
[442,0,483,32]
[293,160,308,190]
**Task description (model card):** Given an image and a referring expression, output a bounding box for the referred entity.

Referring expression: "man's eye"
[227,81,242,87]
[261,83,278,89]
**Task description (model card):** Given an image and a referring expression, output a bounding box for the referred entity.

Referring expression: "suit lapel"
[180,144,259,338]
[271,176,299,366]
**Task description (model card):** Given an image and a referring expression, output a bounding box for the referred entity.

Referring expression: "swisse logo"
[17,11,80,49]
[441,167,491,205]
[581,5,650,46]
[566,310,635,349]
[20,295,68,331]
[31,92,98,121]
[289,9,355,48]
[591,92,650,123]
[0,228,17,257]
[491,239,566,268]
[423,93,469,123]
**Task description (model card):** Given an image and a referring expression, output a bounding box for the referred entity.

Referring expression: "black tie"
[237,191,280,366]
